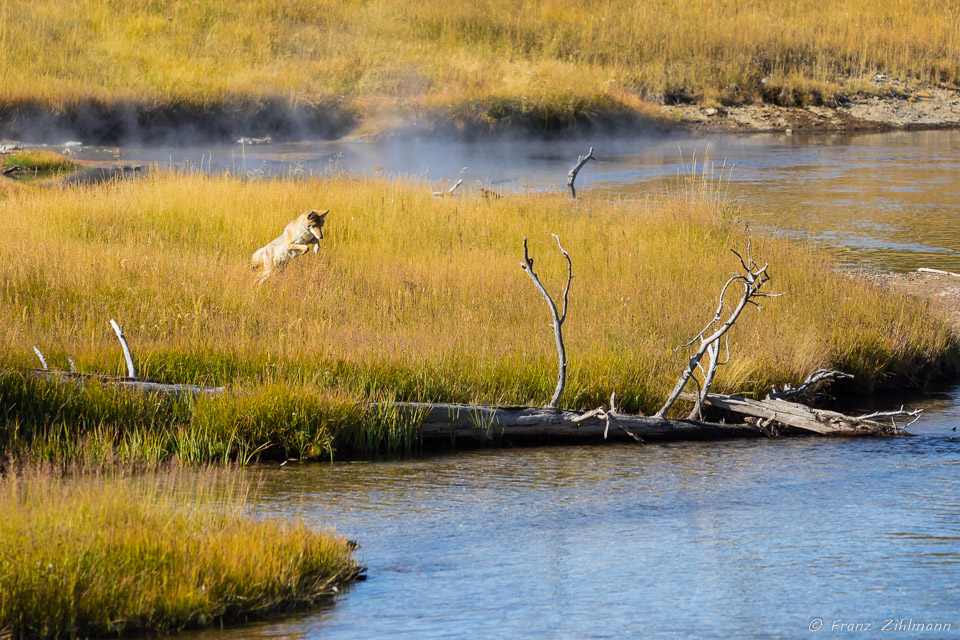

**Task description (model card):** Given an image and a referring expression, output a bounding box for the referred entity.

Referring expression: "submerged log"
[679,392,905,436]
[380,402,762,444]
[28,369,226,397]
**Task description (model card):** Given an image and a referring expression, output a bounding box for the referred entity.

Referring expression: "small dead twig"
[567,147,594,198]
[521,234,574,408]
[572,392,645,443]
[432,167,468,197]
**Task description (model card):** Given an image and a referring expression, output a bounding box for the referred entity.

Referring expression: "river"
[76,131,960,638]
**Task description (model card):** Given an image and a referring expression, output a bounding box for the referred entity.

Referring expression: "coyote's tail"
[251,247,264,270]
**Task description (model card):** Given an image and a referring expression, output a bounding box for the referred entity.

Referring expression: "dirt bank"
[0,99,356,146]
[663,79,960,134]
[2,82,960,145]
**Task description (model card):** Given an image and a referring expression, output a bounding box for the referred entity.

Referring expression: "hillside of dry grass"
[2,0,959,140]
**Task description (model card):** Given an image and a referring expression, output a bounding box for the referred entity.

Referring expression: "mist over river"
[77,128,960,273]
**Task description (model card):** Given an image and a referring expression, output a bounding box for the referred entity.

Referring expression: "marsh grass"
[0,150,78,174]
[1,0,958,129]
[0,171,955,462]
[0,463,362,639]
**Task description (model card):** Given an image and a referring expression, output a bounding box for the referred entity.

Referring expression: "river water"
[77,131,960,638]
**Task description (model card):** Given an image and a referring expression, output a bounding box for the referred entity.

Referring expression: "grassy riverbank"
[0,171,956,462]
[0,464,362,639]
[1,0,958,138]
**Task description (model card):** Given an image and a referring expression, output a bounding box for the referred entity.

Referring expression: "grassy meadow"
[0,464,362,639]
[0,169,956,463]
[1,0,959,131]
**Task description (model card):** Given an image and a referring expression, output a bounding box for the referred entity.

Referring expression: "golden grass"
[1,0,958,126]
[0,464,362,638]
[0,171,953,416]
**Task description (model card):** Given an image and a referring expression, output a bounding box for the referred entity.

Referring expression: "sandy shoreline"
[664,79,960,134]
[861,269,960,333]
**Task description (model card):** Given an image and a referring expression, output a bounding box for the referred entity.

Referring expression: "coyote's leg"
[287,242,312,254]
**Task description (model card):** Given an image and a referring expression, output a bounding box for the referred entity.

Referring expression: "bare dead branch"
[766,369,855,401]
[521,236,574,408]
[432,167,468,197]
[658,245,777,419]
[856,405,923,430]
[567,147,594,198]
[33,346,49,371]
[552,234,574,324]
[110,319,137,378]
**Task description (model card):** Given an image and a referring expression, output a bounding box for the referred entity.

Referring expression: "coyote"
[251,209,328,283]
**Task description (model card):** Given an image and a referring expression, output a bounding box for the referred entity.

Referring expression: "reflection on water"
[78,129,960,273]
[182,388,960,639]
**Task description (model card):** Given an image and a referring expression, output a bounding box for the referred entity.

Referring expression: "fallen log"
[679,392,910,436]
[379,402,762,444]
[28,369,226,397]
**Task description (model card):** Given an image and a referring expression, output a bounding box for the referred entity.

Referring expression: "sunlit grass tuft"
[0,464,362,639]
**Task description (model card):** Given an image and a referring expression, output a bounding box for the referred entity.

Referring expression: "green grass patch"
[1,150,78,174]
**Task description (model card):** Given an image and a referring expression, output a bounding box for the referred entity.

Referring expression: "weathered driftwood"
[679,392,910,436]
[574,393,645,443]
[381,402,761,444]
[521,235,574,408]
[918,267,960,278]
[658,245,781,419]
[567,147,594,197]
[28,318,224,397]
[110,319,137,378]
[28,369,226,396]
[33,346,49,371]
[432,167,468,197]
[766,368,854,401]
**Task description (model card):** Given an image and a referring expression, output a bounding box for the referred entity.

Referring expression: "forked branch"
[572,392,645,443]
[567,147,594,198]
[657,244,781,419]
[521,235,574,408]
[766,369,854,401]
[856,405,923,431]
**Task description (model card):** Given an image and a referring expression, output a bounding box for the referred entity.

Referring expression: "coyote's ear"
[318,209,329,218]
